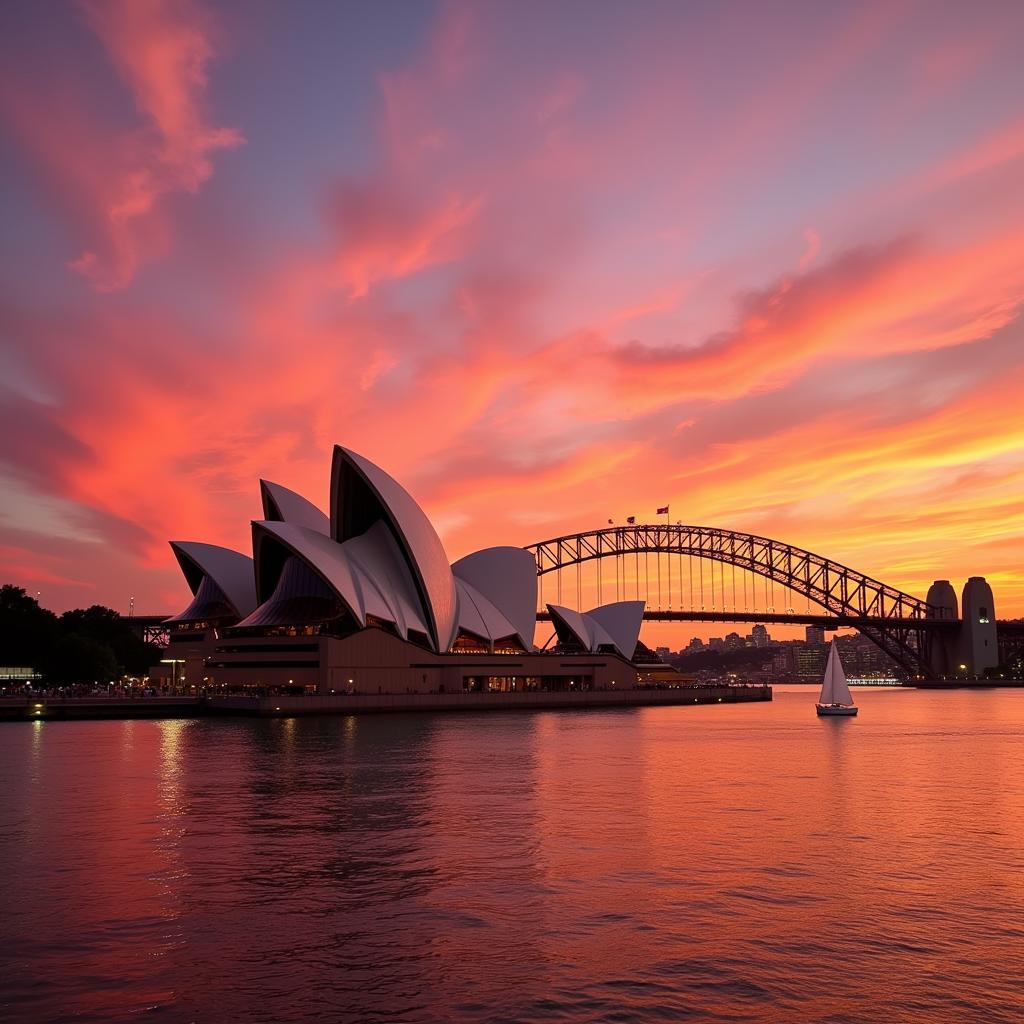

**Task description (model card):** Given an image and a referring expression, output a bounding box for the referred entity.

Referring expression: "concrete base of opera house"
[161,626,655,696]
[207,685,772,716]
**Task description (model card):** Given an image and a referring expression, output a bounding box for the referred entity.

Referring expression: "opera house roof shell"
[547,601,646,656]
[167,445,645,660]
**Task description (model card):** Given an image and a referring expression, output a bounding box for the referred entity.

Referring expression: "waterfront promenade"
[0,685,770,721]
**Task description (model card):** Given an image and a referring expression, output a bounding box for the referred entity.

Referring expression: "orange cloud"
[523,227,1023,418]
[432,351,1024,619]
[650,364,1024,603]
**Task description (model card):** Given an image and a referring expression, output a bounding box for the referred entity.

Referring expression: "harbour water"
[2,687,1023,1023]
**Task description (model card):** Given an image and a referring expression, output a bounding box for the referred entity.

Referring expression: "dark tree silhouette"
[0,585,59,667]
[0,586,161,682]
[47,634,121,685]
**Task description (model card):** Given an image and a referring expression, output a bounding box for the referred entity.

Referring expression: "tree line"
[0,585,161,684]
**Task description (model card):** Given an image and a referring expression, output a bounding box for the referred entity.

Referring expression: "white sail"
[819,641,854,706]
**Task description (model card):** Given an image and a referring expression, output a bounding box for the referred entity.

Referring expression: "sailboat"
[816,640,858,716]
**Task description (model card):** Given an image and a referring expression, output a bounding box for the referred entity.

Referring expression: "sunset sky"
[1,0,1022,640]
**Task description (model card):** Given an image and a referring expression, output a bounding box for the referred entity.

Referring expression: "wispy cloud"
[0,0,242,290]
[1,0,1023,621]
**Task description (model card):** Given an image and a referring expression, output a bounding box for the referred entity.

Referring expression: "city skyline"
[2,0,1023,627]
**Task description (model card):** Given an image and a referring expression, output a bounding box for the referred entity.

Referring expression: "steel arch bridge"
[525,524,957,676]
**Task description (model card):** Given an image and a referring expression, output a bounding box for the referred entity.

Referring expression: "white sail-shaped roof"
[342,520,430,640]
[455,578,528,649]
[331,445,457,652]
[260,480,329,534]
[454,578,491,641]
[167,541,257,621]
[348,562,397,625]
[247,521,364,625]
[548,604,598,651]
[587,601,645,661]
[547,601,644,657]
[451,546,538,649]
[241,519,431,641]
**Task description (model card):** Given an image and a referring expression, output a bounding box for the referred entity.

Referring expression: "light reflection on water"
[2,689,1024,1023]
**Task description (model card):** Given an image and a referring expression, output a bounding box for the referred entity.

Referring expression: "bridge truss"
[997,621,1024,674]
[526,525,956,676]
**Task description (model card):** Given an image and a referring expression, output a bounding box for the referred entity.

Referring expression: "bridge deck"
[536,609,960,628]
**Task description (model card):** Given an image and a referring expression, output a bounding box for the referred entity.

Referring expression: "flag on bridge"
[626,516,636,524]
[657,506,669,515]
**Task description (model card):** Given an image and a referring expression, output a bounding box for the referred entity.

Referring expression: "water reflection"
[133,714,456,1023]
[2,692,1024,1023]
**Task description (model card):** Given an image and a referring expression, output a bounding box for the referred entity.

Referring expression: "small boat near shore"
[816,641,858,716]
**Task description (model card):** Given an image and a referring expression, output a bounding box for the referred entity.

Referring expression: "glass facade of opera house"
[154,446,653,696]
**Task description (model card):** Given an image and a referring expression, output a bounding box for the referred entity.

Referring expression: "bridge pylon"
[959,577,998,675]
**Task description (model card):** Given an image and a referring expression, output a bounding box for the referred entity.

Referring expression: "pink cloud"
[477,227,1020,435]
[797,228,821,271]
[73,0,243,288]
[330,182,482,298]
[0,0,241,291]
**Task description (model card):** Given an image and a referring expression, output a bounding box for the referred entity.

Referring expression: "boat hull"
[816,704,858,716]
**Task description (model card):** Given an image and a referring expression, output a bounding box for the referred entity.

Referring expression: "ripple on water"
[1,693,1024,1023]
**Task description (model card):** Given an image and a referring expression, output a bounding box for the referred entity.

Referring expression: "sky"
[1,0,1023,645]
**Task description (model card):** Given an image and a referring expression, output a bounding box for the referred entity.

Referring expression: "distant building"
[637,663,697,687]
[771,647,794,675]
[687,637,705,650]
[0,667,43,686]
[794,643,828,680]
[725,631,743,650]
[751,624,770,647]
[655,646,671,660]
[766,634,899,681]
[805,625,826,645]
[837,633,898,677]
[708,637,725,650]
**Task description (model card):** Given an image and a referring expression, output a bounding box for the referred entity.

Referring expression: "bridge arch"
[525,525,950,676]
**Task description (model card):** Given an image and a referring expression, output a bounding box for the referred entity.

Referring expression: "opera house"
[163,446,648,696]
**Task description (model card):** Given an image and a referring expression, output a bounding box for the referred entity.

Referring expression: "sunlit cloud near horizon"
[1,0,1023,638]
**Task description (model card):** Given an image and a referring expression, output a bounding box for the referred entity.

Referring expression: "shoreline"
[0,685,771,721]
